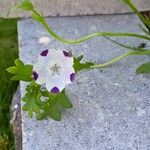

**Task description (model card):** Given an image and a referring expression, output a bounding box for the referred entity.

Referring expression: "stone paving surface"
[18,14,150,150]
[1,0,150,18]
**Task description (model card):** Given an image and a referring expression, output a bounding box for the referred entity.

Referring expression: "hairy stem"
[32,9,150,44]
[91,50,150,68]
[41,18,150,44]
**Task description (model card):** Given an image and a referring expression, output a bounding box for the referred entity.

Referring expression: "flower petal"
[34,49,75,90]
[70,73,75,82]
[46,75,67,92]
[33,71,38,81]
[51,87,60,93]
[63,51,72,57]
[40,49,49,56]
[33,63,47,84]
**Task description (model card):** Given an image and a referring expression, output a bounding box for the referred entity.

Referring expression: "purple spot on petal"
[40,49,49,56]
[51,87,60,93]
[63,51,70,57]
[33,71,38,81]
[70,73,75,82]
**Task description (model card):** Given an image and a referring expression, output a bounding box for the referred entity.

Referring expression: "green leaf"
[36,98,61,121]
[73,55,94,73]
[22,82,42,118]
[57,90,73,109]
[48,102,61,121]
[48,90,73,120]
[19,0,33,11]
[6,59,33,82]
[7,0,33,16]
[35,112,47,120]
[136,62,150,74]
[32,12,44,23]
[41,91,49,97]
[37,90,73,121]
[6,66,17,74]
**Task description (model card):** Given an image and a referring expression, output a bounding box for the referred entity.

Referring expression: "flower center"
[50,64,61,75]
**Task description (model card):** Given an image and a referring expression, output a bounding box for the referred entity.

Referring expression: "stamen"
[50,64,61,75]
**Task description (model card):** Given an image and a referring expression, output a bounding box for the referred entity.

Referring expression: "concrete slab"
[18,14,150,150]
[1,0,150,18]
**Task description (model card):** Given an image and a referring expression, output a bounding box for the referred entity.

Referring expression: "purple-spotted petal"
[51,87,60,93]
[34,49,75,91]
[40,49,49,56]
[70,73,75,82]
[33,71,38,81]
[63,51,70,57]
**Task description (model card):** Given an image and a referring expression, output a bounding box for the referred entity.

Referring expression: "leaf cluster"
[6,0,150,122]
[7,57,94,121]
[22,82,73,121]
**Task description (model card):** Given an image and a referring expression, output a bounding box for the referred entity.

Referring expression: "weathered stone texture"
[1,0,150,18]
[18,14,150,150]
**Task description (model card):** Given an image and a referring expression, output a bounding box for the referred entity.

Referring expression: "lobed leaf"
[56,90,73,109]
[37,90,73,121]
[22,82,42,118]
[6,59,33,82]
[73,55,94,73]
[136,62,150,74]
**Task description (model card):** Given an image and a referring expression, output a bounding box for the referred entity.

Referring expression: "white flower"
[33,49,75,93]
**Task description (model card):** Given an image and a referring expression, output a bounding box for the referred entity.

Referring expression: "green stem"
[33,9,150,44]
[41,19,150,44]
[122,0,150,29]
[91,50,150,68]
[104,36,150,51]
